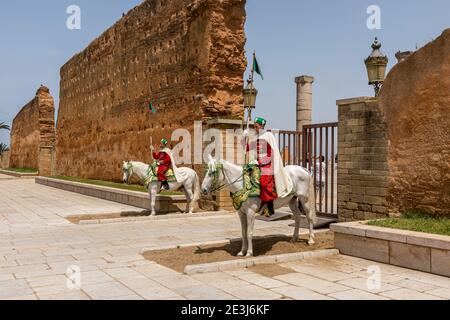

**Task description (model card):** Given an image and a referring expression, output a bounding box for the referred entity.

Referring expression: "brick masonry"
[336,97,390,222]
[202,119,245,211]
[9,86,56,174]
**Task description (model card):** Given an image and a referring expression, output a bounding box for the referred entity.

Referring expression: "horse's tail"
[192,170,201,203]
[308,172,318,224]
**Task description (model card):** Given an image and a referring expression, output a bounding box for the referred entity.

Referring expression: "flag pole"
[150,136,153,152]
[245,51,256,163]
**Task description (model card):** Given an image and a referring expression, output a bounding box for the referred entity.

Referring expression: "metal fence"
[271,123,338,218]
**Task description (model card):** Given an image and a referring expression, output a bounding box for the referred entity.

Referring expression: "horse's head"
[201,155,224,196]
[122,161,133,184]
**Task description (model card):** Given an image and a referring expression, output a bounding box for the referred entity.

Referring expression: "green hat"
[254,117,267,127]
[160,138,168,146]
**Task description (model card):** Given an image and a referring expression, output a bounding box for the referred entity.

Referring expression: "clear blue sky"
[0,0,449,146]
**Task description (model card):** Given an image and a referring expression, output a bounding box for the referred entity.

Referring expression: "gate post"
[336,97,390,222]
[38,146,55,176]
[203,118,244,212]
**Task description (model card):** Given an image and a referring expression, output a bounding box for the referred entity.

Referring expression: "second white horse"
[123,161,200,216]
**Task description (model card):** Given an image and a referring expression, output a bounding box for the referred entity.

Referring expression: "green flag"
[252,55,264,80]
[148,101,157,114]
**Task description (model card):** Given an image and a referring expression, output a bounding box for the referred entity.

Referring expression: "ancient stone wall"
[337,29,450,220]
[10,86,56,171]
[56,0,247,181]
[379,28,450,216]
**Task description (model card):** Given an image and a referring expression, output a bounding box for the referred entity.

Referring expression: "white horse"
[122,161,200,216]
[201,157,317,257]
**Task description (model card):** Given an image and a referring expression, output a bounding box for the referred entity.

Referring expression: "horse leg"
[184,186,195,214]
[300,197,316,245]
[246,209,256,257]
[237,211,248,257]
[289,197,301,243]
[149,184,157,216]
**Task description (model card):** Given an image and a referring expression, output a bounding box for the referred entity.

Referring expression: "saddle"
[231,164,261,210]
[143,162,177,187]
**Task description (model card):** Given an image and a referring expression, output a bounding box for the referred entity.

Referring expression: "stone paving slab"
[0,178,449,300]
[0,179,145,223]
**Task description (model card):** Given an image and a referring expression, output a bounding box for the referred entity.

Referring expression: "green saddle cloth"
[231,164,261,210]
[143,162,177,187]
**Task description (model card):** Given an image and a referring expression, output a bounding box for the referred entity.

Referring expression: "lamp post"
[243,72,258,163]
[243,79,258,124]
[365,37,389,97]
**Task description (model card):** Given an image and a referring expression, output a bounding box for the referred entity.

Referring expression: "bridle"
[123,163,133,184]
[207,162,243,194]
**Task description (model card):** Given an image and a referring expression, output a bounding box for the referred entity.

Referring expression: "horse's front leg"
[246,209,256,257]
[237,211,248,257]
[149,184,157,216]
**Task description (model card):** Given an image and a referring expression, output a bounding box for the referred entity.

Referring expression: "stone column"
[295,75,314,132]
[336,97,390,222]
[203,118,244,212]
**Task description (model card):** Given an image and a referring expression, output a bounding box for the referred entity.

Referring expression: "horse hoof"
[308,240,315,246]
[237,252,245,257]
[290,238,298,243]
[246,253,253,257]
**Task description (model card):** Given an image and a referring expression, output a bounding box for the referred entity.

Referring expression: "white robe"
[161,147,186,182]
[248,131,294,198]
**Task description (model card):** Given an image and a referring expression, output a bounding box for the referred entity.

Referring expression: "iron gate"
[272,122,338,218]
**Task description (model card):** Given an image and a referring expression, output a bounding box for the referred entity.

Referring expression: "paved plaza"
[0,176,448,300]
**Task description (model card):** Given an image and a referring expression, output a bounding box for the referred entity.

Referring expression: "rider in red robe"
[244,117,277,215]
[246,138,277,203]
[151,139,172,190]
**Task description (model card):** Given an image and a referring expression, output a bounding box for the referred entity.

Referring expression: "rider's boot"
[267,202,275,216]
[162,180,170,191]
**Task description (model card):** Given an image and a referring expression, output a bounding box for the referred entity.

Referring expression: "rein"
[124,162,152,186]
[209,163,243,193]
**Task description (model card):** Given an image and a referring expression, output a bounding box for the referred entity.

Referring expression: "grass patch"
[3,167,38,173]
[368,211,450,236]
[50,176,183,196]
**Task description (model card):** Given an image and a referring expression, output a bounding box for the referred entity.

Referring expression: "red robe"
[247,139,278,202]
[152,151,172,181]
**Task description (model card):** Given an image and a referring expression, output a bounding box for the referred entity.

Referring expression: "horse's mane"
[130,161,149,167]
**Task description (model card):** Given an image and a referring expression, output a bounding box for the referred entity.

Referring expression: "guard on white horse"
[122,156,200,216]
[243,117,293,217]
[151,139,172,191]
[201,118,317,257]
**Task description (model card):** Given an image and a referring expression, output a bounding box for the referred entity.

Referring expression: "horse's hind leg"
[300,197,316,245]
[289,198,301,243]
[237,211,248,257]
[183,187,194,214]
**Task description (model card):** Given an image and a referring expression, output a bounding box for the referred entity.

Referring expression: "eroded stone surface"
[10,86,55,172]
[56,0,247,181]
[379,28,450,216]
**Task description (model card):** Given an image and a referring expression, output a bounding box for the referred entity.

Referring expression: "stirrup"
[261,202,275,218]
[161,181,170,191]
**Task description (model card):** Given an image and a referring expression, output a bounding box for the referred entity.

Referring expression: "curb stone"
[184,249,340,275]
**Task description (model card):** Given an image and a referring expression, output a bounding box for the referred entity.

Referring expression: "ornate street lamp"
[243,79,258,123]
[365,37,389,97]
